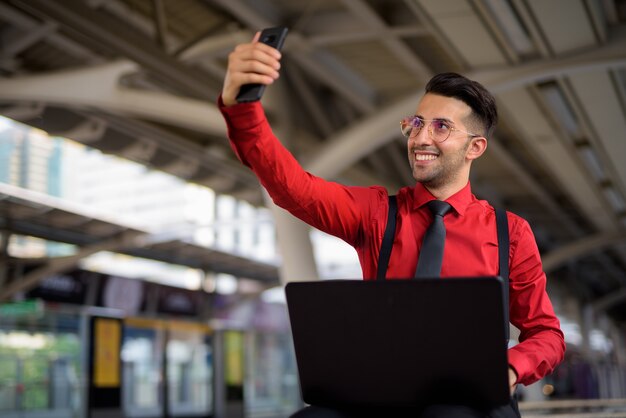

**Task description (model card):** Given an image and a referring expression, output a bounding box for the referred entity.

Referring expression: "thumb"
[252,31,261,43]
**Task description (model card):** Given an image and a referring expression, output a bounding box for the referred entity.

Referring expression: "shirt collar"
[412,182,473,216]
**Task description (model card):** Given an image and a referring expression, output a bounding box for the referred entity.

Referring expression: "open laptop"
[285,277,510,411]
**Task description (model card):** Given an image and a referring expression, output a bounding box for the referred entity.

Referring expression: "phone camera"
[263,35,276,43]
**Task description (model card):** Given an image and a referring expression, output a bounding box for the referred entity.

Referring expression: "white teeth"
[415,154,437,161]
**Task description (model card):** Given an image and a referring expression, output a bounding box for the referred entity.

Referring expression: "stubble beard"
[409,140,470,188]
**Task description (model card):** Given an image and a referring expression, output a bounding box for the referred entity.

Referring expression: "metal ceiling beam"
[151,0,169,51]
[543,232,626,273]
[304,92,422,177]
[1,21,58,57]
[0,2,101,63]
[9,0,217,100]
[340,0,431,80]
[285,64,335,138]
[471,32,626,92]
[0,60,259,192]
[308,25,429,47]
[509,0,551,58]
[178,30,252,62]
[0,60,227,136]
[210,0,378,113]
[593,288,626,314]
[402,0,469,69]
[0,102,45,121]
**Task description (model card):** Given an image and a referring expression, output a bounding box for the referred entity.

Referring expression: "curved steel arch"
[543,232,626,273]
[306,34,626,179]
[0,60,227,136]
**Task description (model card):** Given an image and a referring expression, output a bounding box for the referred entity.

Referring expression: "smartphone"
[236,26,289,103]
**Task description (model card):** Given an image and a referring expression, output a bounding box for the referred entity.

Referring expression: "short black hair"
[425,72,498,138]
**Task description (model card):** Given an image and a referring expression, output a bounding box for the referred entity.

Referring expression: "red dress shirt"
[219,98,565,386]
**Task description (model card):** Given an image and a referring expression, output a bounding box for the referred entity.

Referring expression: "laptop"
[285,277,510,411]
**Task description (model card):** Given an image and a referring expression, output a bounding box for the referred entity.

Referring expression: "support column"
[610,322,626,368]
[265,196,319,284]
[580,304,595,361]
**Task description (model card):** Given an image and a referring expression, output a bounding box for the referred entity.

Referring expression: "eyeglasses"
[400,116,480,143]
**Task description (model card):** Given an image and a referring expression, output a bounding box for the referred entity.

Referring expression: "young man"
[219,34,565,418]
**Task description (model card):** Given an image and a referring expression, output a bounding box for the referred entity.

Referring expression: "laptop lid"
[285,277,510,410]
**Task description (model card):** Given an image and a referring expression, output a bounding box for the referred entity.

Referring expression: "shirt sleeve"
[218,96,386,247]
[506,214,566,386]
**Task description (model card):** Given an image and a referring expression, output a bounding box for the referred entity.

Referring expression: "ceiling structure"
[0,0,625,319]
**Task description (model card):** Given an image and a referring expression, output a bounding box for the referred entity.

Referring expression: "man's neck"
[423,180,469,201]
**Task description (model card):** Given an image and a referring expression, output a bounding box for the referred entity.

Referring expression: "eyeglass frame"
[400,115,481,143]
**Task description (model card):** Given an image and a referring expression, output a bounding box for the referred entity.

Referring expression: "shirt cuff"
[217,94,267,132]
[507,348,529,385]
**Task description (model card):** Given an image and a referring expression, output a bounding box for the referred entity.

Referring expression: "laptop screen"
[285,277,510,410]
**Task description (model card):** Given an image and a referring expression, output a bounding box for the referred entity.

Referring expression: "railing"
[520,398,626,417]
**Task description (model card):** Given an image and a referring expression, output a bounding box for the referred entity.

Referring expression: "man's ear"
[466,136,487,161]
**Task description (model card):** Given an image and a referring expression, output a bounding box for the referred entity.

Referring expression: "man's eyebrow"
[416,114,455,124]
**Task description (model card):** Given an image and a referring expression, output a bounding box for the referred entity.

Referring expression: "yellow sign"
[93,318,121,387]
[225,331,244,386]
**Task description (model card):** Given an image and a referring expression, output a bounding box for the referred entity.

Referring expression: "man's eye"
[433,121,450,131]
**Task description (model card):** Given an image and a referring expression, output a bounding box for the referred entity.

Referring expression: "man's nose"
[409,125,433,146]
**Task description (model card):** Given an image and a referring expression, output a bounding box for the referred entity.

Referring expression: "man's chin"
[412,171,437,185]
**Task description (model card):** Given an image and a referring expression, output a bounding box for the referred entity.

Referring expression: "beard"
[410,139,470,187]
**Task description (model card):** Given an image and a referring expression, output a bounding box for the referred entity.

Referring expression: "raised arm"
[219,35,387,247]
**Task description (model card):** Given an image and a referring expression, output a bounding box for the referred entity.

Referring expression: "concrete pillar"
[610,323,626,368]
[265,196,319,284]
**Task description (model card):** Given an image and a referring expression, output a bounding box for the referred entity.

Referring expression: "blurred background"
[0,0,625,417]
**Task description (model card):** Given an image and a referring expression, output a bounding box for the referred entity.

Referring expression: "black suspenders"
[376,195,510,340]
[495,207,510,341]
[376,195,398,281]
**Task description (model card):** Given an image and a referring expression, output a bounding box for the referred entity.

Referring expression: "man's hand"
[222,32,282,106]
[508,367,518,395]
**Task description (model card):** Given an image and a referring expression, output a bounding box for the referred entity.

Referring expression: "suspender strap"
[376,195,397,281]
[495,208,510,341]
[376,200,510,339]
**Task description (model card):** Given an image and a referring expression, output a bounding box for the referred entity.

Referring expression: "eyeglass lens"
[401,117,451,142]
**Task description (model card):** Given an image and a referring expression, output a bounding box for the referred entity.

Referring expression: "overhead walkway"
[0,182,279,300]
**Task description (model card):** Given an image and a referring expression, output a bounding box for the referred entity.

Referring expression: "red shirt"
[220,98,565,386]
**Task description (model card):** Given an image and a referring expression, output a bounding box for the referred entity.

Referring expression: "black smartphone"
[236,26,289,103]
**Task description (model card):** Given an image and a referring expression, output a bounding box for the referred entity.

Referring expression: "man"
[219,33,565,418]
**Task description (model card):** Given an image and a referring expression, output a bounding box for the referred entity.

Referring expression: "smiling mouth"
[414,153,438,161]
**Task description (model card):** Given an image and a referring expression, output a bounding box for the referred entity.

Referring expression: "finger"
[232,44,281,66]
[231,72,276,87]
[230,50,281,74]
[246,48,281,70]
[250,34,282,58]
[234,60,280,79]
[252,43,282,60]
[228,61,279,80]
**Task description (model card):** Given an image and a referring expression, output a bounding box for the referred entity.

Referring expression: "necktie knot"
[427,200,452,218]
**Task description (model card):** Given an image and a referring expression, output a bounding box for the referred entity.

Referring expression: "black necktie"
[414,200,452,278]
